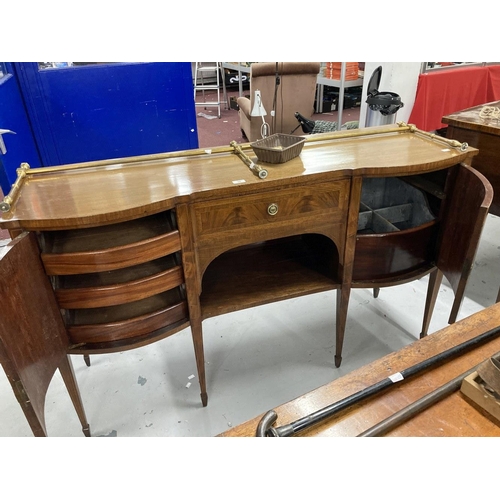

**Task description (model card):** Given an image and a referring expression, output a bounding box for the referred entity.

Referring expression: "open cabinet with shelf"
[38,210,189,352]
[200,234,341,320]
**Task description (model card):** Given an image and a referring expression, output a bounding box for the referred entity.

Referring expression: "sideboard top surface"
[0,125,476,230]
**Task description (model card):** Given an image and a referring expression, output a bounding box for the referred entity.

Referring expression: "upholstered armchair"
[237,62,321,142]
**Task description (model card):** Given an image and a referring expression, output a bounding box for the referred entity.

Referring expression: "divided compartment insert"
[39,210,189,347]
[357,177,436,233]
[353,177,439,282]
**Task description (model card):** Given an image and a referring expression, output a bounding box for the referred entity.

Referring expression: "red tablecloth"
[487,64,500,101]
[409,65,500,131]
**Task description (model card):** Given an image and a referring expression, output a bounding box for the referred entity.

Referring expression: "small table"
[443,100,500,217]
[220,302,500,437]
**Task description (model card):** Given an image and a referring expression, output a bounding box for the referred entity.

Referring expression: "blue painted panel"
[15,62,198,166]
[0,63,41,193]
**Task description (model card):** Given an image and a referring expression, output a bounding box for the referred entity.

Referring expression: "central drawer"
[190,180,351,283]
[193,180,350,237]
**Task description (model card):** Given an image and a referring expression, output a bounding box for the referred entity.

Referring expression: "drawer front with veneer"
[193,181,350,237]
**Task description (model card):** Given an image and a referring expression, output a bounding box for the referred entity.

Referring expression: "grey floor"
[1,214,499,438]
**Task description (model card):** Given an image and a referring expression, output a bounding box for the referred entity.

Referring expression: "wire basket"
[251,134,306,164]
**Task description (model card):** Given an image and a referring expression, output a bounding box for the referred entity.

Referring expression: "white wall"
[359,62,422,127]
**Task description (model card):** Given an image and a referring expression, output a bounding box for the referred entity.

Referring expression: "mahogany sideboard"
[0,123,492,412]
[443,100,500,217]
[220,301,500,437]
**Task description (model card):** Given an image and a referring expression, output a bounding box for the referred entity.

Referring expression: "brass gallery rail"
[0,123,467,214]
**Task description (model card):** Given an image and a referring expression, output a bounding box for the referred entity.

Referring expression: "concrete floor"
[1,214,499,438]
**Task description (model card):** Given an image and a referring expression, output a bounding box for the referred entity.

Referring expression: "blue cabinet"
[0,62,198,193]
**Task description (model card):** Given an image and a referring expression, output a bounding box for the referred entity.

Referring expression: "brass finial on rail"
[400,122,469,151]
[230,141,268,179]
[0,163,30,213]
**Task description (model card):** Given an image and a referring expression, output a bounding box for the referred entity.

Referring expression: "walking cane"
[358,351,500,436]
[256,325,500,437]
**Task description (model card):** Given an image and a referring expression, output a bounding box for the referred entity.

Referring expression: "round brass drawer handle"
[267,203,279,216]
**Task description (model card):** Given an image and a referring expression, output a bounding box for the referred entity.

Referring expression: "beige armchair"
[237,62,321,142]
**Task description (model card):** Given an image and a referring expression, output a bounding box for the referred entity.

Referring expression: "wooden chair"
[0,232,90,436]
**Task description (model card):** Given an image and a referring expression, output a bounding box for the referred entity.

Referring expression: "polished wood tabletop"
[0,124,475,231]
[443,100,500,136]
[220,302,500,437]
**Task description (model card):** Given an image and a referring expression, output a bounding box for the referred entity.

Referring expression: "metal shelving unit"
[193,62,228,119]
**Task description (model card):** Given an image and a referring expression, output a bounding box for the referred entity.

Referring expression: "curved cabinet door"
[437,163,493,322]
[0,232,88,436]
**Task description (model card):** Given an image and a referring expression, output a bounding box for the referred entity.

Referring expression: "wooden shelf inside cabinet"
[54,257,184,310]
[401,174,446,200]
[38,209,189,350]
[40,211,181,275]
[66,290,188,345]
[42,212,176,253]
[57,255,180,288]
[200,235,340,320]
